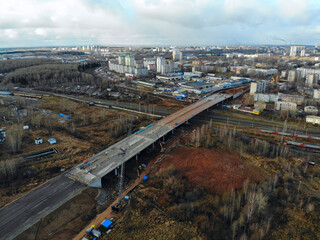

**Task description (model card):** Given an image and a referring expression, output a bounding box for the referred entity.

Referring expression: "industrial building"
[156,74,183,84]
[179,82,217,94]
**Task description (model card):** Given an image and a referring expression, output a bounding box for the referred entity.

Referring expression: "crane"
[271,74,279,82]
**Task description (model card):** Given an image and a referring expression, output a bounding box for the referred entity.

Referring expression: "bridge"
[66,93,231,186]
[0,92,234,240]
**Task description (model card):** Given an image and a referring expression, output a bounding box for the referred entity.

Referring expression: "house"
[48,138,57,144]
[35,138,43,145]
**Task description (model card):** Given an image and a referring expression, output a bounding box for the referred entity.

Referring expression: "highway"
[0,175,85,240]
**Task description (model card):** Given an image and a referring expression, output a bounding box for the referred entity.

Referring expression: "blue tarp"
[101,219,113,230]
[59,113,71,119]
[48,138,56,144]
[143,176,148,182]
[176,96,185,100]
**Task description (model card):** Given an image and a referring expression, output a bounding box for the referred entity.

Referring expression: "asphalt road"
[0,175,85,240]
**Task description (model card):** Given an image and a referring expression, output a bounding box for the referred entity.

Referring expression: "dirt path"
[72,153,160,240]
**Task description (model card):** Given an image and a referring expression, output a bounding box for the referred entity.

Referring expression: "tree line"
[0,58,58,74]
[3,63,94,87]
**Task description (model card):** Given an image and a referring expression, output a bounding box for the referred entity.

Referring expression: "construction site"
[0,88,320,240]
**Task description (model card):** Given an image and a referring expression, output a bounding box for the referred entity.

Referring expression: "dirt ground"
[0,96,154,208]
[156,145,264,195]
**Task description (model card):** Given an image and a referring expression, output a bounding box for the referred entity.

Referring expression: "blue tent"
[143,176,148,182]
[101,219,113,230]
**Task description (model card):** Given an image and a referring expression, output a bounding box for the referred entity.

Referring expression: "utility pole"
[118,114,135,203]
[281,117,287,143]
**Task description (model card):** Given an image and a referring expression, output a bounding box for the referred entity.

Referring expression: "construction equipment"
[160,141,165,153]
[155,132,165,153]
[111,202,125,212]
[271,74,279,82]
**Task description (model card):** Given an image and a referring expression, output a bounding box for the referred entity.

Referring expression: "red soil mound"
[157,146,263,195]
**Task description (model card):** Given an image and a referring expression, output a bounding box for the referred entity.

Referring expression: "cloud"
[0,0,319,47]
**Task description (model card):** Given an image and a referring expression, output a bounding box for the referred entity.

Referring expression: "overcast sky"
[0,0,319,48]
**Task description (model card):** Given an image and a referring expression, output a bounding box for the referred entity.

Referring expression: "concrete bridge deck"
[67,93,231,185]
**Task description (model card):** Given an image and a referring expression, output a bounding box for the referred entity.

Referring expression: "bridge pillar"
[152,142,155,148]
[136,155,138,160]
[89,178,102,188]
[163,136,165,141]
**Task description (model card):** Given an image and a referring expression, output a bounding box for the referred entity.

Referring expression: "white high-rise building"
[172,49,183,60]
[290,46,306,57]
[287,70,296,82]
[157,57,166,73]
[250,81,268,95]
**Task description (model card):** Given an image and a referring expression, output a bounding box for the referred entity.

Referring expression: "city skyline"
[1,0,320,48]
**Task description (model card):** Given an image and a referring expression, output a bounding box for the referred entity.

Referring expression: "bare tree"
[0,159,18,179]
[6,125,23,154]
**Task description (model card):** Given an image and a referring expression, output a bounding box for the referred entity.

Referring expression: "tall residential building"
[250,81,268,95]
[118,55,125,65]
[290,46,306,57]
[125,56,135,67]
[156,57,166,73]
[134,60,144,69]
[306,74,319,86]
[287,70,296,82]
[172,49,183,60]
